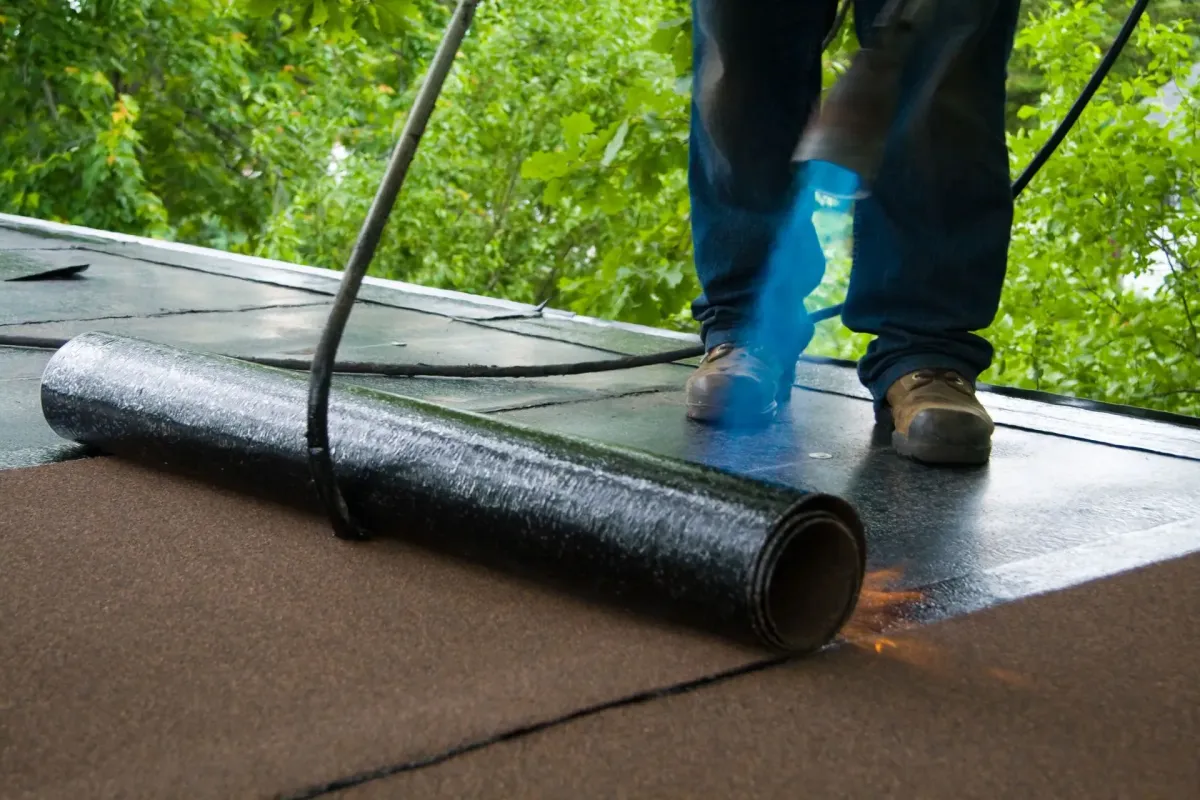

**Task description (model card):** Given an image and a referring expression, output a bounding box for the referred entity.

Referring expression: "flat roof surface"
[3,214,1200,797]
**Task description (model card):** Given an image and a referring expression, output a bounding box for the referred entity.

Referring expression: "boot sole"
[686,379,792,428]
[892,429,991,466]
[686,402,777,428]
[877,406,992,466]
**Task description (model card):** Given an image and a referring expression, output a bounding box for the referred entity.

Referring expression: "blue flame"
[803,159,864,205]
[715,160,861,429]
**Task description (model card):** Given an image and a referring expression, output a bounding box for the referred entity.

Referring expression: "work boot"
[878,369,994,466]
[685,343,793,426]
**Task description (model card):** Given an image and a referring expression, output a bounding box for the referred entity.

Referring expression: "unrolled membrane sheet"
[39,332,867,652]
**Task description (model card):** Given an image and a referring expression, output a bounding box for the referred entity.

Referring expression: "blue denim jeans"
[689,0,1021,402]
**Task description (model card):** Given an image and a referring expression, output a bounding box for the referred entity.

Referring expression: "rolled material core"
[39,332,866,652]
[757,503,865,651]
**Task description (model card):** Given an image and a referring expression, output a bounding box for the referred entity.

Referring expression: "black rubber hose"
[305,0,481,540]
[0,335,700,379]
[1010,0,1149,196]
[245,347,705,376]
[1,334,704,377]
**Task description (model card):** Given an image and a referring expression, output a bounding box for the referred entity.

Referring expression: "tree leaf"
[601,119,630,167]
[310,0,329,27]
[561,111,595,150]
[521,151,572,180]
[648,27,677,54]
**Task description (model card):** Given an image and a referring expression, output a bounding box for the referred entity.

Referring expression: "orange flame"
[840,567,1038,690]
[840,568,953,673]
[842,566,924,644]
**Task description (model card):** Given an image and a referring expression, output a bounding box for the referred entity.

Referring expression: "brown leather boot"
[685,343,793,425]
[878,369,994,465]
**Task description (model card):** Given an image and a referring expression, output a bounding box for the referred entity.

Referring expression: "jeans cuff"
[702,325,812,368]
[702,326,740,352]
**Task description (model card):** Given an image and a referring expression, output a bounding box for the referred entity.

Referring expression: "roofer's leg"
[685,0,838,424]
[843,0,1020,465]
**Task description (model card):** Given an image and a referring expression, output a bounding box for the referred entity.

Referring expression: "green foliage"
[264,0,700,326]
[242,0,420,42]
[0,0,449,248]
[987,0,1200,414]
[1,0,1197,415]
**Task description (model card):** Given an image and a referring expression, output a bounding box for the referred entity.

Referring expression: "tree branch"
[534,219,603,303]
[42,78,60,122]
[183,107,256,163]
[1149,229,1200,353]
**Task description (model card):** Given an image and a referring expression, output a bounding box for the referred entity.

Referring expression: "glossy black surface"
[0,348,53,380]
[497,390,1200,589]
[41,332,867,653]
[487,313,705,359]
[0,379,64,452]
[793,358,1200,460]
[912,513,1200,623]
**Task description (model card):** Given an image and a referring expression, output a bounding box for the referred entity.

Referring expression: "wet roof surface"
[3,214,1200,613]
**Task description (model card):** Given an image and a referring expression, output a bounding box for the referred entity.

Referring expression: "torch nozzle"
[793,0,935,191]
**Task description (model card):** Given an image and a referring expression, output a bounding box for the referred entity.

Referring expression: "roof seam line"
[0,301,330,330]
[275,655,792,799]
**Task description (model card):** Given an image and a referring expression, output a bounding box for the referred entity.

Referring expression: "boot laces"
[705,342,774,365]
[910,368,971,394]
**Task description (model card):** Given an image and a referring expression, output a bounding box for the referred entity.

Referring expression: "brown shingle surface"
[0,458,760,799]
[6,457,1198,800]
[339,549,1200,799]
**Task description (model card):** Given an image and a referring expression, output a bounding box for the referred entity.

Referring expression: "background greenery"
[3,0,1197,414]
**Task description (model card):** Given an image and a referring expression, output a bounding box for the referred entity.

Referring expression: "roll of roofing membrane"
[40,332,866,653]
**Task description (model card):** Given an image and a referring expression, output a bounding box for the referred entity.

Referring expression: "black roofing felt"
[3,217,1200,618]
